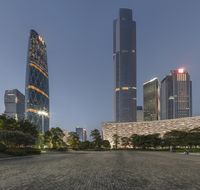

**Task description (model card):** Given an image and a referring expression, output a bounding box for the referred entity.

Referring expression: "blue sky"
[0,0,200,133]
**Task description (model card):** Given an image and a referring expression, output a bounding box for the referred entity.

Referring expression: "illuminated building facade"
[160,68,192,120]
[143,78,160,121]
[114,8,136,122]
[25,29,49,132]
[4,89,25,121]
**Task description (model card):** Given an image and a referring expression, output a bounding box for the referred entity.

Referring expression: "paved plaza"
[0,151,200,190]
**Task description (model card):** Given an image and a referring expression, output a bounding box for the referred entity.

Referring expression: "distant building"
[4,89,25,121]
[114,8,137,122]
[160,68,192,119]
[143,78,160,121]
[25,29,49,132]
[136,106,143,122]
[76,128,87,142]
[63,130,69,144]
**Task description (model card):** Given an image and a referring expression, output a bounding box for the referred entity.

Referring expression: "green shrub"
[188,148,200,153]
[6,148,27,156]
[0,143,7,152]
[5,147,41,156]
[57,147,68,151]
[23,147,41,155]
[0,130,36,147]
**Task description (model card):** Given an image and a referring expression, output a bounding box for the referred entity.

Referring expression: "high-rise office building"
[4,89,25,121]
[136,106,143,122]
[160,68,192,120]
[76,128,87,142]
[114,8,136,122]
[143,78,160,121]
[25,29,49,132]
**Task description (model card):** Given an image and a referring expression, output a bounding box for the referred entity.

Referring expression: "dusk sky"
[0,0,200,132]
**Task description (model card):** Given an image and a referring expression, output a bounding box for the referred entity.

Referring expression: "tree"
[36,133,44,149]
[79,141,91,150]
[187,128,200,148]
[141,134,161,149]
[67,132,80,150]
[0,115,19,131]
[163,130,188,150]
[130,134,141,149]
[18,120,38,138]
[0,130,35,147]
[148,134,162,148]
[50,127,66,149]
[112,134,120,149]
[0,115,7,130]
[44,130,53,148]
[90,129,102,149]
[121,137,130,149]
[102,140,111,149]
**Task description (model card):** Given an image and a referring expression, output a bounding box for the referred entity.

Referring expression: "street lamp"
[38,110,49,133]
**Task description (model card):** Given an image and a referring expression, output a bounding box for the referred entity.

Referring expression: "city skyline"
[0,1,200,131]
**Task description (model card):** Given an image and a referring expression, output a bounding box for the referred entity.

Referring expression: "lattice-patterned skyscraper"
[25,29,49,132]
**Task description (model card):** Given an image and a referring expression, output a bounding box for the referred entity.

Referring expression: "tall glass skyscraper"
[160,68,192,120]
[76,128,87,142]
[114,8,136,122]
[143,78,160,121]
[25,29,49,132]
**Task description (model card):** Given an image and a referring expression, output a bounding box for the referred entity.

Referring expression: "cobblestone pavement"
[0,151,200,190]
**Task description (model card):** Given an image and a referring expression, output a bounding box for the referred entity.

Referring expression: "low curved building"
[102,116,200,147]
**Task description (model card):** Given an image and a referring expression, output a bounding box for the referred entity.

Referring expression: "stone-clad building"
[102,116,200,147]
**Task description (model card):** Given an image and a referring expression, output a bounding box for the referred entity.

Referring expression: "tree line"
[2,113,199,153]
[0,115,110,154]
[112,127,200,151]
[0,115,67,155]
[67,129,110,150]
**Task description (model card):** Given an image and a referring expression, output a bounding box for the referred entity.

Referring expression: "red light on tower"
[178,68,184,73]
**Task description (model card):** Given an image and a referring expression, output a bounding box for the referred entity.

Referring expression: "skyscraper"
[136,106,143,122]
[4,89,25,121]
[143,78,160,121]
[114,8,136,122]
[76,128,87,142]
[25,29,49,132]
[160,68,192,120]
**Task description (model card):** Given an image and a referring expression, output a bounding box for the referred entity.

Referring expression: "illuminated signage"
[178,68,184,73]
